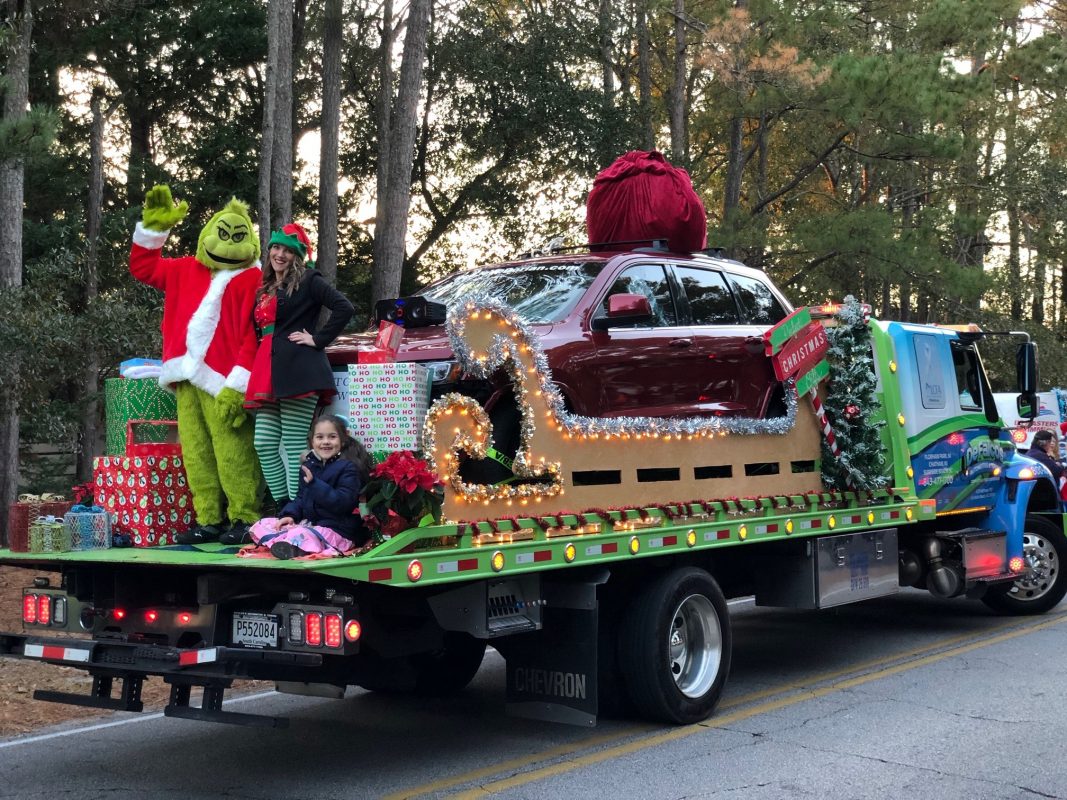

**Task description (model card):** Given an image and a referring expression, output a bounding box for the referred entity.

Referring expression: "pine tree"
[821,296,888,493]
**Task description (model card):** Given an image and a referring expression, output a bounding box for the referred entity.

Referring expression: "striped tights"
[253,397,318,502]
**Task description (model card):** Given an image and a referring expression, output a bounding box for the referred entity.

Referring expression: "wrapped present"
[92,453,193,546]
[348,363,433,452]
[104,377,177,455]
[126,419,180,457]
[29,516,70,553]
[9,494,74,552]
[64,505,112,551]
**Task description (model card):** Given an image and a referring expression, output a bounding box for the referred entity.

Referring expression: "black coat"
[280,452,365,540]
[1025,445,1064,482]
[261,270,354,398]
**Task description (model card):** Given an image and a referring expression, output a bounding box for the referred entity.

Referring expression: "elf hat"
[268,223,314,262]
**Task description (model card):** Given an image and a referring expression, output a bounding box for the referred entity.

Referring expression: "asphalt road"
[2,590,1065,800]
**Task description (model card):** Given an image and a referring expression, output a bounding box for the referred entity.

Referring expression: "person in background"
[247,415,371,559]
[233,223,354,544]
[1025,429,1064,484]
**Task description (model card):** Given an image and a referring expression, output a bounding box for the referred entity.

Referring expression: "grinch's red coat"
[130,223,260,397]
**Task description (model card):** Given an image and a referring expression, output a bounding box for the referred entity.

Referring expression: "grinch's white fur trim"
[133,222,169,250]
[159,356,226,397]
[157,267,256,398]
[224,366,251,394]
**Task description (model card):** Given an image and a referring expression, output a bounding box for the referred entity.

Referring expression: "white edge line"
[0,689,278,749]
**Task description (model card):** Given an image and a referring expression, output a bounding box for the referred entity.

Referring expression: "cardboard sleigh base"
[422,300,827,524]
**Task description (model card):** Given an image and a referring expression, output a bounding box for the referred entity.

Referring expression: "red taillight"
[1009,556,1026,573]
[37,596,51,626]
[145,610,159,623]
[324,613,343,648]
[22,594,38,624]
[344,620,362,642]
[178,612,192,625]
[113,609,126,620]
[305,612,323,647]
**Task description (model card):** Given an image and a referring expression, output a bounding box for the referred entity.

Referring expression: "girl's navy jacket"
[280,452,364,541]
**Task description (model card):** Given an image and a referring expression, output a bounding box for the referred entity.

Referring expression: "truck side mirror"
[1016,341,1038,394]
[1017,392,1038,421]
[591,293,654,331]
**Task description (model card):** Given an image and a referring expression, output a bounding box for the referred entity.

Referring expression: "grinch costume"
[129,186,263,540]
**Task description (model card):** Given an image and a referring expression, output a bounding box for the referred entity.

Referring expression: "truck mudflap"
[0,632,324,727]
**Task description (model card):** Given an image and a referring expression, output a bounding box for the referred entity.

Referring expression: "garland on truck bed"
[821,296,888,493]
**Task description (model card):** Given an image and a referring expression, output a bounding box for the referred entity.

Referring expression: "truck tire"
[358,633,487,697]
[407,633,488,697]
[982,514,1067,615]
[617,567,732,724]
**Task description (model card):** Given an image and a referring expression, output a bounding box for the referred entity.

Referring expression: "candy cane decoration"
[809,390,842,460]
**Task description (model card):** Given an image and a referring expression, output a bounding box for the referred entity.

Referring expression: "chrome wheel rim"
[1008,531,1059,602]
[668,593,722,698]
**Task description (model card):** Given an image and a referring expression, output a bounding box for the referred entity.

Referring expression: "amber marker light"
[564,543,576,562]
[889,360,897,373]
[345,619,362,642]
[491,551,505,572]
[686,529,697,547]
[828,515,837,529]
[1018,467,1036,480]
[897,413,906,426]
[905,507,914,521]
[629,536,640,555]
[906,466,914,478]
[738,525,748,540]
[867,511,875,524]
[407,560,423,582]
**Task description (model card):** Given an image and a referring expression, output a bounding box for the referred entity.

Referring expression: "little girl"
[248,415,371,559]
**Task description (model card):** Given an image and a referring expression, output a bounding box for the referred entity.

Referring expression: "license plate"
[232,612,278,648]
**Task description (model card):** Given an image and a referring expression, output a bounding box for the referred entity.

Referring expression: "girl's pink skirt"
[249,518,355,556]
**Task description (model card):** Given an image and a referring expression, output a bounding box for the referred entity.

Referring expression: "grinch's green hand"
[142,185,189,232]
[216,387,248,429]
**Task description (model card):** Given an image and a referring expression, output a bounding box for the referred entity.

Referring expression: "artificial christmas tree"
[820,296,889,492]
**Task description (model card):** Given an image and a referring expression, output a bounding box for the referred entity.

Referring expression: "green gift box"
[104,377,178,455]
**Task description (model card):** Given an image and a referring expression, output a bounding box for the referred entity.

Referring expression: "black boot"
[269,541,307,560]
[175,523,225,545]
[220,520,253,545]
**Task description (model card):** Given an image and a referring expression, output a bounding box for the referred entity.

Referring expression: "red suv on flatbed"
[328,248,793,460]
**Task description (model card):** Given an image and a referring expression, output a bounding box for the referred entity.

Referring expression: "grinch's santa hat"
[269,223,314,266]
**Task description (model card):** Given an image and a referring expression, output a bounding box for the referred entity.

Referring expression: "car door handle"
[669,338,693,348]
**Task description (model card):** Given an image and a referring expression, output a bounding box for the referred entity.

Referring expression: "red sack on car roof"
[586,150,707,253]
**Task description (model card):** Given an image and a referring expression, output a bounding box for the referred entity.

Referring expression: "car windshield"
[421,262,604,324]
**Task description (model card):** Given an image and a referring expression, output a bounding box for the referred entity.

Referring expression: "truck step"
[164,683,288,728]
[34,674,144,712]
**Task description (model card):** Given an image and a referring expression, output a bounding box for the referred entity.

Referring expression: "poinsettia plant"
[362,451,445,536]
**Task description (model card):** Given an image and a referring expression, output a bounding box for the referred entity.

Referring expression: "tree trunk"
[271,0,294,229]
[668,0,686,164]
[597,0,614,167]
[258,0,282,255]
[0,0,32,545]
[635,0,653,151]
[317,0,342,286]
[371,0,432,305]
[372,0,394,278]
[77,87,105,483]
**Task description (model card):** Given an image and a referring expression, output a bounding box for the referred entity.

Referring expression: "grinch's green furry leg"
[175,382,224,525]
[202,388,262,523]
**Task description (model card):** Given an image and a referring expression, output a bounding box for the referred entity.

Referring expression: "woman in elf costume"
[233,224,353,543]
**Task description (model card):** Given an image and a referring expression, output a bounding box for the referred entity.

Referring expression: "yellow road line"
[446,614,1067,798]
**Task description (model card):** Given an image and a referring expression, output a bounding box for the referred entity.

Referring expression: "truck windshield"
[421,262,603,324]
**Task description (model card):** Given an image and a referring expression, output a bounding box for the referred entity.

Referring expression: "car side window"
[674,266,739,325]
[727,274,788,325]
[603,264,678,326]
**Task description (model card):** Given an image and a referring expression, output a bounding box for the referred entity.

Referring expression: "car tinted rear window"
[421,262,603,324]
[727,274,788,325]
